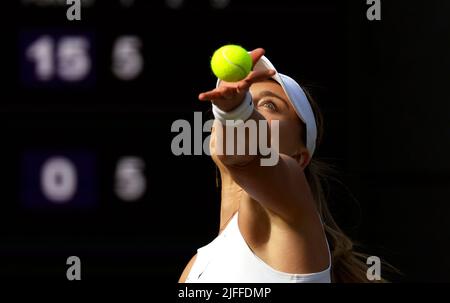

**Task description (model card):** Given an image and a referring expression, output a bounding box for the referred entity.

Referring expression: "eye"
[258,99,277,111]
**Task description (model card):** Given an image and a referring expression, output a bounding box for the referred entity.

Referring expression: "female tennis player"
[179,48,371,283]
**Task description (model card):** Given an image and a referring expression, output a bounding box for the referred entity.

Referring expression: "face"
[210,79,310,168]
[249,80,310,166]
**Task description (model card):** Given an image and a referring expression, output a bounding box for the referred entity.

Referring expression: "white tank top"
[186,212,332,283]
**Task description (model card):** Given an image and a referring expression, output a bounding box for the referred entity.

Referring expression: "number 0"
[40,157,78,203]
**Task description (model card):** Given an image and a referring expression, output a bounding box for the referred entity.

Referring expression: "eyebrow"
[255,90,289,107]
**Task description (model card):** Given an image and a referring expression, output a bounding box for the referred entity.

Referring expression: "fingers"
[248,69,276,82]
[249,48,265,68]
[237,69,276,91]
[200,69,276,100]
[198,86,236,101]
[199,89,222,101]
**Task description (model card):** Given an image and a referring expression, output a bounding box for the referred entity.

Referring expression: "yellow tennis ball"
[210,45,252,82]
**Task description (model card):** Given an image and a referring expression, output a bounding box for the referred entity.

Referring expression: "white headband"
[216,55,318,156]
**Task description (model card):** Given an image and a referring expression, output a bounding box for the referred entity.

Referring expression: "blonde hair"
[305,159,374,282]
[303,87,388,283]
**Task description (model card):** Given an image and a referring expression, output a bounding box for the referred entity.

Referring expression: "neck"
[218,168,242,233]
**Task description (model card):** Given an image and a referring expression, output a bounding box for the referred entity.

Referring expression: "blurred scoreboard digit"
[20,31,146,86]
[20,31,96,87]
[21,151,148,209]
[21,150,98,209]
[111,36,144,81]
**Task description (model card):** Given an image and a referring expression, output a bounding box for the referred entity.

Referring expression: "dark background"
[0,0,448,282]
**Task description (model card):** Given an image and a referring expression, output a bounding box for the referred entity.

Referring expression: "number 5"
[115,157,147,201]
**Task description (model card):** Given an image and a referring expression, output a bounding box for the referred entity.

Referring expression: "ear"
[292,147,311,169]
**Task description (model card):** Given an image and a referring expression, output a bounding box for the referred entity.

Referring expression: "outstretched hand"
[198,48,276,112]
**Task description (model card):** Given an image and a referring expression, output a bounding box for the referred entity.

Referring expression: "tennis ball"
[210,45,252,82]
